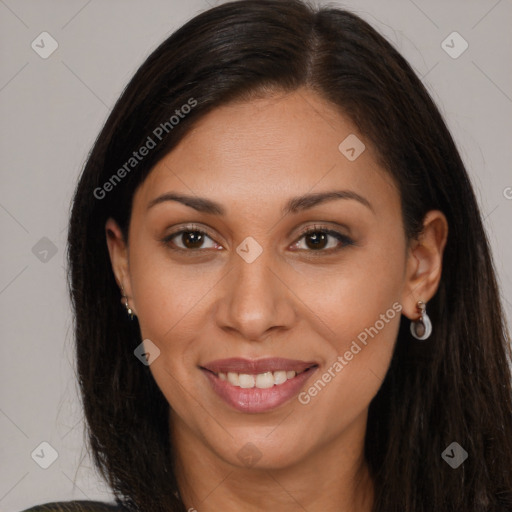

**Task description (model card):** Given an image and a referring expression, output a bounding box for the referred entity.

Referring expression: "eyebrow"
[147,190,374,215]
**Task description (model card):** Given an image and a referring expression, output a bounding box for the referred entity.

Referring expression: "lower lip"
[202,368,317,413]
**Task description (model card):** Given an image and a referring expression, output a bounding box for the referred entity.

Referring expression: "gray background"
[1,0,511,510]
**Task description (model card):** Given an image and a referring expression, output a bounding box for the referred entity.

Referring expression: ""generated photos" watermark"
[94,97,197,200]
[298,301,402,404]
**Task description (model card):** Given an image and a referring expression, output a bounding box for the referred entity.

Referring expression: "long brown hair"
[67,1,512,510]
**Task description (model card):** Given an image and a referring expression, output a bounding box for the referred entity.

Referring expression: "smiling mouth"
[204,367,317,389]
[200,358,319,413]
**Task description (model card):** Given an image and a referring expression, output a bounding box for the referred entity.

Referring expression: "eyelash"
[161,223,354,255]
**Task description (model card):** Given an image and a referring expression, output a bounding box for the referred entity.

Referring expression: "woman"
[24,0,512,510]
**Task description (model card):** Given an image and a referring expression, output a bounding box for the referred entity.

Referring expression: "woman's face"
[107,88,443,472]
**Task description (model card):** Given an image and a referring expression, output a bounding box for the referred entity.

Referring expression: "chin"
[207,429,315,471]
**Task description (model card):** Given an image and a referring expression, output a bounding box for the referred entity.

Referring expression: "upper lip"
[201,357,318,375]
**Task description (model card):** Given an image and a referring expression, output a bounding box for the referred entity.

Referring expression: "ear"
[401,210,448,320]
[105,218,135,311]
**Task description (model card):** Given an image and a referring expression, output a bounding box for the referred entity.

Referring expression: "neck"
[171,410,374,512]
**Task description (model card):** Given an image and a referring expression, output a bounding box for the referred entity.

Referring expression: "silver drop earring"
[410,300,432,340]
[121,285,134,320]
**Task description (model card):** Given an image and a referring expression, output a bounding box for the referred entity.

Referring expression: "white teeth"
[227,372,239,386]
[238,374,255,388]
[217,369,301,388]
[255,372,274,389]
[273,370,287,385]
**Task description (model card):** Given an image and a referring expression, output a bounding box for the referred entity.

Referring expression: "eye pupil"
[182,231,204,249]
[305,232,327,250]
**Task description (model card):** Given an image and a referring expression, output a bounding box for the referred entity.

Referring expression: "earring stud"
[410,300,432,340]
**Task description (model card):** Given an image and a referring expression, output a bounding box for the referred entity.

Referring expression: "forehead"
[133,88,399,220]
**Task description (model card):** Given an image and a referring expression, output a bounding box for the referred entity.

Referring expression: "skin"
[106,87,448,511]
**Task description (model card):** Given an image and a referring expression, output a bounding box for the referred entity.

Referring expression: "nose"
[214,247,297,342]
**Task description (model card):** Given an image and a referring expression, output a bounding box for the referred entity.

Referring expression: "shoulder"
[21,501,123,512]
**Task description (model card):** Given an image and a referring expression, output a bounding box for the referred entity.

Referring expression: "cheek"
[298,229,405,411]
[129,243,215,345]
[304,229,405,349]
[128,248,207,414]
[300,280,401,415]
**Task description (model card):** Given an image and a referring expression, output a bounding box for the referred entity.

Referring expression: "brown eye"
[291,226,354,253]
[162,225,221,252]
[176,230,207,249]
[303,231,329,250]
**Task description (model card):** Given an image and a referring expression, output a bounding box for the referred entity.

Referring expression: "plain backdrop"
[1,0,511,510]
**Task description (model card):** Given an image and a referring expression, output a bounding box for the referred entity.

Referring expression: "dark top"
[22,501,123,512]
